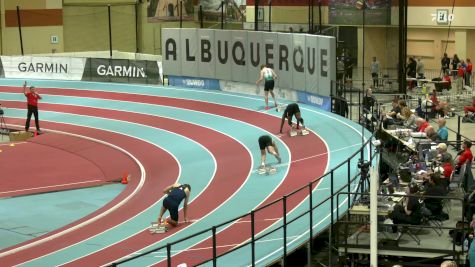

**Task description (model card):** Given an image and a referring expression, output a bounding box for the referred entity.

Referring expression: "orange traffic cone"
[121,172,129,184]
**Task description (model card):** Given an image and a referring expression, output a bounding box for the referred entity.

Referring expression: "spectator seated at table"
[442,70,452,90]
[464,96,475,116]
[389,183,423,232]
[383,98,402,129]
[425,126,443,143]
[423,173,447,216]
[415,118,429,132]
[437,118,449,142]
[428,90,450,118]
[456,140,473,170]
[397,107,417,129]
[439,153,454,189]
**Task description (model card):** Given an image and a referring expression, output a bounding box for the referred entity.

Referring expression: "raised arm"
[23,81,27,95]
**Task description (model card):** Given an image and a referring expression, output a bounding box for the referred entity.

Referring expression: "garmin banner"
[162,28,336,97]
[1,56,86,80]
[82,58,161,84]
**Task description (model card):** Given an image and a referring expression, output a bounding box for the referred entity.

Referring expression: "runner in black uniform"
[256,64,278,110]
[279,103,305,134]
[157,183,191,227]
[258,135,281,168]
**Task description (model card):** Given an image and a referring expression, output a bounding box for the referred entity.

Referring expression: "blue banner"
[168,75,220,90]
[297,91,332,111]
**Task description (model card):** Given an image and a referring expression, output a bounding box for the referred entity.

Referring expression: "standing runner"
[256,64,278,110]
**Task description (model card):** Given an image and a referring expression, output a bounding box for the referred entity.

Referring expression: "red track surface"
[0,104,252,266]
[0,133,135,198]
[0,87,328,266]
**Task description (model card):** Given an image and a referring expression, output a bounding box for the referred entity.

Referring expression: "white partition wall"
[161,28,336,97]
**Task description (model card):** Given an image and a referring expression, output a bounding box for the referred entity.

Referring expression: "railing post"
[108,4,112,58]
[308,181,313,267]
[329,171,334,266]
[16,6,24,56]
[199,5,203,28]
[212,226,217,267]
[180,1,183,28]
[283,195,287,267]
[167,243,172,267]
[347,160,351,211]
[457,115,462,151]
[251,210,255,267]
[221,1,224,29]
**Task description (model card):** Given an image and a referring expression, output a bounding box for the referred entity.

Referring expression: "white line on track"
[0,179,102,195]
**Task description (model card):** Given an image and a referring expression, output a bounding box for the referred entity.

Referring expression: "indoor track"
[0,79,370,266]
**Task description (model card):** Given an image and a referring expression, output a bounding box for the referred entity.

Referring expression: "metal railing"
[109,115,379,267]
[336,192,467,265]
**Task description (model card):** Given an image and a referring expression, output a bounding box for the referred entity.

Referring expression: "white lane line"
[0,180,102,195]
[0,123,149,261]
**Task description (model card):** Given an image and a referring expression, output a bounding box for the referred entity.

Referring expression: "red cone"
[121,172,129,184]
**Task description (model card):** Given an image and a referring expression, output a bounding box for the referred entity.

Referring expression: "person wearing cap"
[23,81,42,134]
[437,143,454,167]
[437,118,449,142]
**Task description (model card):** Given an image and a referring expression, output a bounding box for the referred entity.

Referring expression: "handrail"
[109,111,378,267]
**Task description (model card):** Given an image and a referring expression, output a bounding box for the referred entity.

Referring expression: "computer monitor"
[389,173,400,189]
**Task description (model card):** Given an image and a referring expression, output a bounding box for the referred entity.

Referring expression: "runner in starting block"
[155,183,191,233]
[258,135,281,172]
[279,103,306,134]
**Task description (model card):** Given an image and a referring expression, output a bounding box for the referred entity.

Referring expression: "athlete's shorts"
[258,135,272,150]
[163,197,179,222]
[264,80,275,91]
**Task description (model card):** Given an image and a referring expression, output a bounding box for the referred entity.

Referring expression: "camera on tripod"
[358,160,371,178]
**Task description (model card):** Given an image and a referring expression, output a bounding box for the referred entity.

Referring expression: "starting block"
[276,104,287,112]
[289,129,309,137]
[149,222,168,234]
[258,166,278,175]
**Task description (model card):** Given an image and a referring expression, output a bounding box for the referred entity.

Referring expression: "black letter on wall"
[279,45,289,71]
[307,47,315,75]
[201,39,211,62]
[232,41,245,66]
[218,40,228,64]
[250,42,260,67]
[293,46,304,73]
[185,39,196,61]
[265,43,274,69]
[320,49,328,77]
[165,39,177,61]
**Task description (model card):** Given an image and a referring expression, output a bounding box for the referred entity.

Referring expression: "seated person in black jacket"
[423,173,446,216]
[390,183,422,231]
